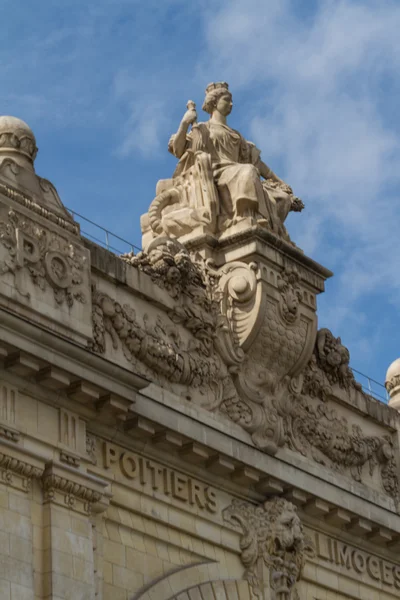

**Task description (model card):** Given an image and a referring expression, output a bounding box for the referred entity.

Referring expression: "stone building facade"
[0,93,400,600]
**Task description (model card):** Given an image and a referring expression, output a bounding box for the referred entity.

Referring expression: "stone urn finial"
[385,358,400,410]
[0,115,38,171]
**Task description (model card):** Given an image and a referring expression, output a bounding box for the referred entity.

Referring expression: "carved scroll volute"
[214,261,318,455]
[214,261,265,369]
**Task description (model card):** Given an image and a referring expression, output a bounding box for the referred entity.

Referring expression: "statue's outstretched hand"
[291,197,305,212]
[182,100,197,126]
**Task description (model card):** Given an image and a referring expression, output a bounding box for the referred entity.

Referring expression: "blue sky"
[2,0,400,391]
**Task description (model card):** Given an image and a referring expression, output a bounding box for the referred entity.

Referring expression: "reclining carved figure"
[142,82,304,245]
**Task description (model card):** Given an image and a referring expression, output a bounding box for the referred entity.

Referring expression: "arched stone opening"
[132,562,252,600]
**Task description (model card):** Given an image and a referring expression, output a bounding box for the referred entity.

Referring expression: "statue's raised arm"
[169,100,197,159]
[141,82,304,249]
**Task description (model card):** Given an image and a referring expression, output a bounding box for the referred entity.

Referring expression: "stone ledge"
[0,440,44,492]
[87,418,400,553]
[1,322,399,543]
[0,317,149,406]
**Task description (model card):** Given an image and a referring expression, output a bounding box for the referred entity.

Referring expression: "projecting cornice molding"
[42,462,111,515]
[0,445,44,492]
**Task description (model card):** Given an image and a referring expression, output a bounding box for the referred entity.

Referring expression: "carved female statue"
[169,82,303,236]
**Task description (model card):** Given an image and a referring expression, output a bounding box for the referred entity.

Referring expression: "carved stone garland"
[120,240,287,452]
[90,283,236,404]
[280,377,398,497]
[92,242,399,497]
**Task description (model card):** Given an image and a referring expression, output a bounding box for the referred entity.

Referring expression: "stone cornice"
[129,390,400,533]
[0,439,111,513]
[0,443,44,492]
[0,309,149,396]
[85,240,398,427]
[184,225,333,282]
[0,313,399,534]
[0,179,79,236]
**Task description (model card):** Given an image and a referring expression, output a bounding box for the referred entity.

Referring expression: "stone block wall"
[0,482,35,600]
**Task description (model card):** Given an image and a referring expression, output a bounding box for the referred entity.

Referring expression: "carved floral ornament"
[277,267,302,325]
[0,208,87,305]
[90,240,399,498]
[223,497,312,600]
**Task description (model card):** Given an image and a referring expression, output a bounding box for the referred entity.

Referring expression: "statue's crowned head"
[202,81,232,114]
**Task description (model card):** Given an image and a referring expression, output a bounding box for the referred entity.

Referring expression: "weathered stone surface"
[0,120,92,344]
[141,82,304,249]
[0,111,399,600]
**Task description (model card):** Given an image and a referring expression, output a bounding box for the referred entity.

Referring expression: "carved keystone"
[223,497,309,599]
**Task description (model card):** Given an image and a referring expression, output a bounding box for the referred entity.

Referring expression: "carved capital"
[42,463,110,515]
[0,449,44,492]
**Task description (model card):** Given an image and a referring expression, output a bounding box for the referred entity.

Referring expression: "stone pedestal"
[185,226,332,453]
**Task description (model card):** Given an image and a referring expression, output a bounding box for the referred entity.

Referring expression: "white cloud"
[117,100,168,158]
[1,0,399,380]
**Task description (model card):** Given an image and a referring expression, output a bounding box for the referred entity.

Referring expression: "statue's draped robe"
[173,121,275,224]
